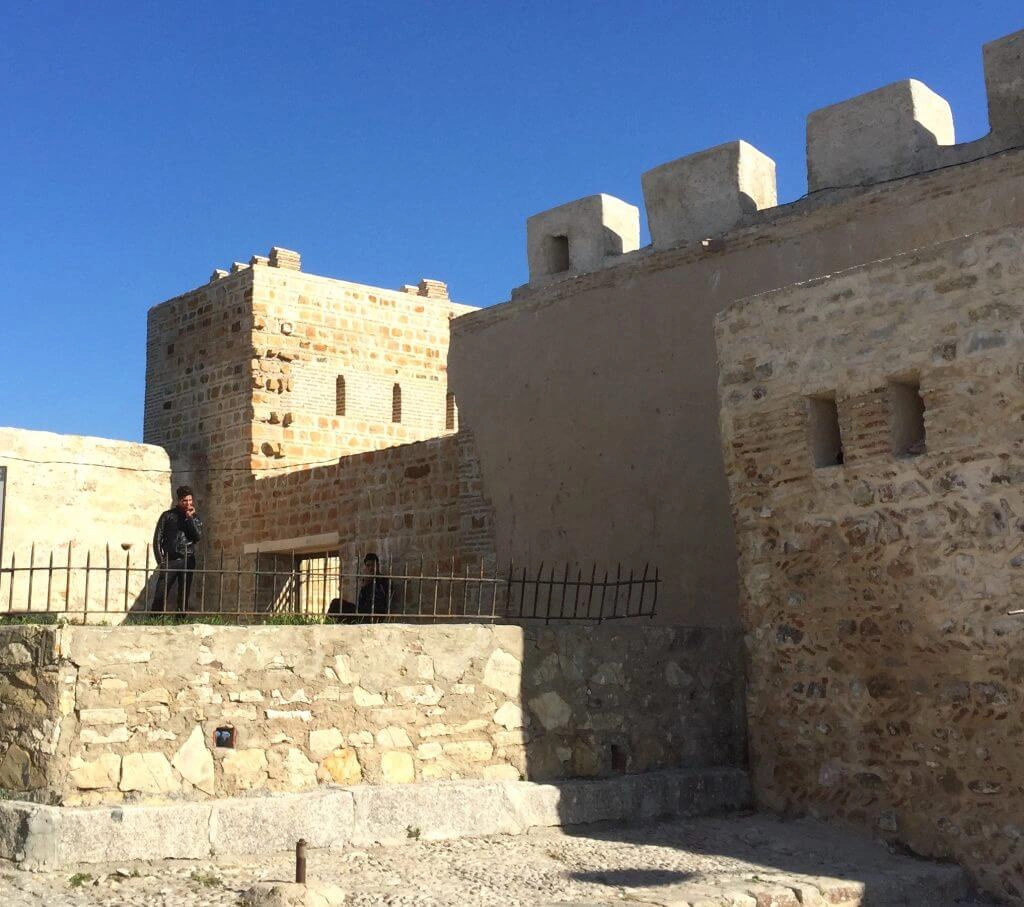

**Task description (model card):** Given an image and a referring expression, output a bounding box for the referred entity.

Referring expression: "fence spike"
[46,549,54,612]
[26,543,35,614]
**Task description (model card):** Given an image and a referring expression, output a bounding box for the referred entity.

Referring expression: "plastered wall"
[449,146,1024,626]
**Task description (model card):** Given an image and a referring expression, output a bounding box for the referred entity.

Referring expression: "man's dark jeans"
[151,556,196,614]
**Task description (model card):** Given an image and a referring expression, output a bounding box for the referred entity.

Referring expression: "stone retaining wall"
[0,622,744,808]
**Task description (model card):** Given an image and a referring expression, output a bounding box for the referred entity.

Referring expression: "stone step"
[0,767,752,869]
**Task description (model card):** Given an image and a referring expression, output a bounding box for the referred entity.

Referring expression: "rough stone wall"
[715,225,1024,903]
[0,623,745,808]
[0,626,63,801]
[0,428,171,614]
[246,430,495,573]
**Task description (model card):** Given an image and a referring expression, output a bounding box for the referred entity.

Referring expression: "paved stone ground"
[0,814,999,906]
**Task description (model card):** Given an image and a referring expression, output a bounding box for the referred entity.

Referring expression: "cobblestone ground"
[0,814,999,906]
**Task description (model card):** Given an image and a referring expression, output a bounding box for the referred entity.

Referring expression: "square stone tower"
[144,249,476,552]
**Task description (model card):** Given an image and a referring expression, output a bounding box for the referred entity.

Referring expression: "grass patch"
[0,614,62,625]
[260,613,326,626]
[68,872,92,888]
[189,870,222,887]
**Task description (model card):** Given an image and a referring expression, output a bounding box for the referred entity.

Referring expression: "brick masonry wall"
[144,267,258,554]
[144,268,255,472]
[716,224,1024,903]
[0,623,746,808]
[248,265,474,472]
[144,256,479,572]
[245,429,496,574]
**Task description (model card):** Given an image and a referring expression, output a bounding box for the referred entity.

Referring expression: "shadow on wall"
[516,624,746,785]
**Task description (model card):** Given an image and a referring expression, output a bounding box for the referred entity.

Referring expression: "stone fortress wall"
[142,248,496,589]
[447,28,1024,627]
[716,225,1024,903]
[0,622,744,808]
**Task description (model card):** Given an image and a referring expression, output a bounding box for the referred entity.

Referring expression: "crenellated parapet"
[526,194,639,284]
[519,28,1024,290]
[985,30,1024,141]
[642,140,777,249]
[806,79,954,191]
[209,247,302,282]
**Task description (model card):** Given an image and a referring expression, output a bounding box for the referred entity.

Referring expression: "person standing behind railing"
[150,485,203,615]
[327,552,390,623]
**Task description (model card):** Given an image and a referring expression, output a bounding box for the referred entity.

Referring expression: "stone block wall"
[245,261,474,474]
[144,251,479,572]
[715,224,1024,903]
[246,429,495,574]
[0,622,745,809]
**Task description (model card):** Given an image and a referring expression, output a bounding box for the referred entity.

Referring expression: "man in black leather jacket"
[150,485,203,614]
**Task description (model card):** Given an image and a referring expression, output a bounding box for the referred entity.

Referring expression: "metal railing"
[0,544,659,624]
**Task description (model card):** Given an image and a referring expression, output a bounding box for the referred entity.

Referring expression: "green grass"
[1,611,328,627]
[189,870,222,887]
[67,873,92,888]
[0,614,62,625]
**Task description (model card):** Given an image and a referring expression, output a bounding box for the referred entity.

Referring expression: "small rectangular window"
[445,392,456,431]
[392,383,402,423]
[335,375,346,417]
[807,394,844,468]
[543,235,570,275]
[889,377,926,457]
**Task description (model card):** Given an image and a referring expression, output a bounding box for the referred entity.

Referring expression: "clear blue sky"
[2,1,1021,442]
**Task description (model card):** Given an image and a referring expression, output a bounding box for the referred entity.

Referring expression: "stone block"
[526,194,639,282]
[172,725,215,795]
[319,748,361,784]
[642,141,777,249]
[380,751,415,783]
[481,647,521,697]
[984,29,1024,140]
[69,754,121,790]
[269,247,301,271]
[52,801,212,866]
[209,789,354,854]
[120,752,179,794]
[806,79,955,191]
[242,882,346,907]
[349,780,520,845]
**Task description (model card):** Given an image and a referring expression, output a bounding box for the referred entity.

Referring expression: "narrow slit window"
[544,235,570,275]
[889,377,926,457]
[807,394,844,468]
[392,383,402,423]
[335,375,346,417]
[445,392,456,431]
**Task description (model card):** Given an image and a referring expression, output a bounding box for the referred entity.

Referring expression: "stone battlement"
[523,28,1024,288]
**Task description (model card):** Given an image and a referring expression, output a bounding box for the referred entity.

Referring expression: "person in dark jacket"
[327,553,390,623]
[150,485,203,614]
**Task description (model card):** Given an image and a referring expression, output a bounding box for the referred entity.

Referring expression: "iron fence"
[0,544,659,624]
